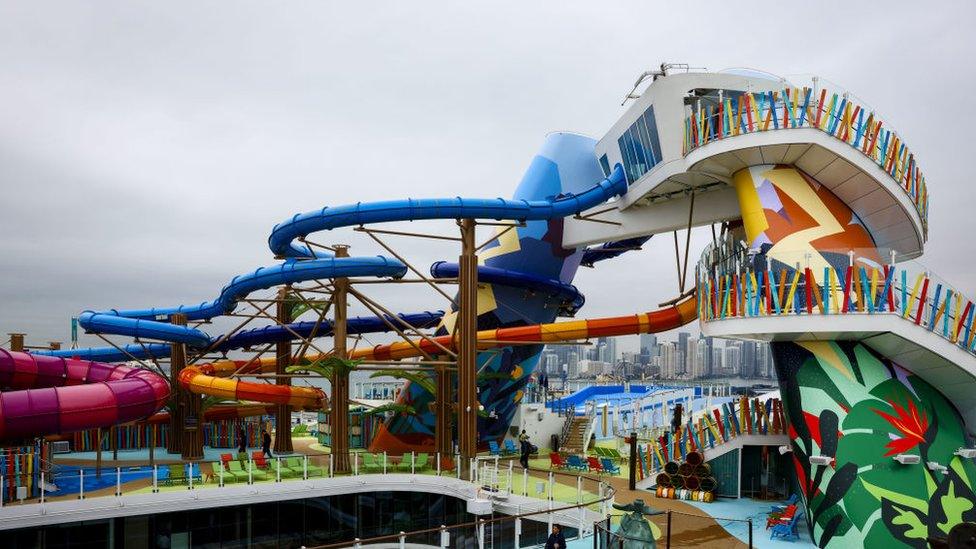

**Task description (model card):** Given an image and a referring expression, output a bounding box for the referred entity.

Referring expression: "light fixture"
[927,461,948,473]
[954,448,976,459]
[893,454,920,465]
[809,455,833,466]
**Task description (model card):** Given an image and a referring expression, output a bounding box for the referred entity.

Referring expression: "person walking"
[236,423,247,460]
[262,428,273,458]
[544,524,566,549]
[518,429,531,469]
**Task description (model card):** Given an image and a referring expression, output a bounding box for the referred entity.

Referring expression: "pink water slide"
[0,349,170,440]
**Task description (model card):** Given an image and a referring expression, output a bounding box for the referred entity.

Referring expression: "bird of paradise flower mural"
[772,340,976,548]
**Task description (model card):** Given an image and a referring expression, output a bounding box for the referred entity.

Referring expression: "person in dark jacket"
[262,429,273,458]
[518,430,531,468]
[236,424,247,457]
[544,524,566,549]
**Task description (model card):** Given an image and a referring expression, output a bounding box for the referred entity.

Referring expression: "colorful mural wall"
[772,341,976,548]
[729,163,976,547]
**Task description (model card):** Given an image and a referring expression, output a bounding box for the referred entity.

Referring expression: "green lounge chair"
[246,461,270,481]
[414,453,430,471]
[167,464,187,486]
[361,453,383,473]
[285,456,325,478]
[272,457,301,479]
[397,454,415,472]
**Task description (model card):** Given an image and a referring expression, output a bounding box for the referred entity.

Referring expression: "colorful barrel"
[678,462,694,476]
[694,464,711,477]
[685,475,701,490]
[664,461,679,475]
[656,486,664,497]
[666,487,675,499]
[700,476,717,492]
[655,472,672,488]
[686,451,703,466]
[671,475,685,489]
[704,491,714,503]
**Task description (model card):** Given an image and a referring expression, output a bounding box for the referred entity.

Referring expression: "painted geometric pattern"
[772,341,976,548]
[733,164,881,274]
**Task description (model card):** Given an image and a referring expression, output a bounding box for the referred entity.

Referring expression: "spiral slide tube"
[36,311,445,362]
[429,261,585,316]
[46,166,626,420]
[0,350,170,440]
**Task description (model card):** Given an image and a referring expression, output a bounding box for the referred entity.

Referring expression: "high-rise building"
[724,344,741,375]
[741,340,757,378]
[677,332,690,374]
[704,337,714,377]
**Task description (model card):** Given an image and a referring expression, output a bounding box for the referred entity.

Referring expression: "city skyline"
[540,332,775,381]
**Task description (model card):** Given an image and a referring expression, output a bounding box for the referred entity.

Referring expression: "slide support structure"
[331,245,351,473]
[274,286,293,454]
[457,219,478,474]
[167,314,186,455]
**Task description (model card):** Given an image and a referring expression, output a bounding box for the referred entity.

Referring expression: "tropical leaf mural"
[772,341,976,548]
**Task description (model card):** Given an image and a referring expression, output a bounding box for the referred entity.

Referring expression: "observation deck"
[563,71,929,259]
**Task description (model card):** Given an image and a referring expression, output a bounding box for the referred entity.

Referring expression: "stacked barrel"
[652,450,716,502]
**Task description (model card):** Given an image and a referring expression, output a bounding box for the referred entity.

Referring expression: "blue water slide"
[429,261,584,316]
[580,235,653,267]
[78,256,408,347]
[37,311,444,362]
[269,165,627,258]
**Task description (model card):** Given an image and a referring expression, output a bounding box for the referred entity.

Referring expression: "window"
[599,154,610,177]
[617,104,663,183]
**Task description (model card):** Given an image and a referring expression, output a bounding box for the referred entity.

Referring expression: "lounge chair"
[209,462,234,484]
[504,440,519,455]
[770,511,803,541]
[566,455,589,472]
[586,456,605,474]
[167,464,187,486]
[414,453,430,471]
[600,457,621,475]
[285,456,324,478]
[488,440,502,456]
[252,451,272,470]
[549,452,567,470]
[361,453,383,473]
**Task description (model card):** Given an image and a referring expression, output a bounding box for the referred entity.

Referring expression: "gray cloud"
[1,1,973,353]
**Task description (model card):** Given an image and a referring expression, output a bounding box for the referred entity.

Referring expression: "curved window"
[617,104,662,184]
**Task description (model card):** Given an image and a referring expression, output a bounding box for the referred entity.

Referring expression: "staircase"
[560,416,590,453]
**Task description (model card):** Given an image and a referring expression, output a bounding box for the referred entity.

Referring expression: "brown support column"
[48,342,61,350]
[167,315,186,455]
[332,245,351,472]
[274,286,294,453]
[8,334,25,352]
[457,219,478,475]
[435,363,452,460]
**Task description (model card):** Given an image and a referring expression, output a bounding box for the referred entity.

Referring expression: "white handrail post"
[523,467,528,496]
[40,472,45,504]
[188,463,193,490]
[399,531,406,549]
[547,498,554,536]
[219,462,224,487]
[514,506,521,548]
[548,471,554,501]
[477,519,485,549]
[436,452,441,476]
[151,465,157,493]
[577,475,582,504]
[383,451,388,474]
[1,474,4,507]
[411,451,416,475]
[81,469,87,498]
[439,525,448,548]
[306,455,311,480]
[248,459,253,484]
[455,453,460,479]
[276,457,281,483]
[353,452,359,476]
[116,467,121,496]
[578,505,585,539]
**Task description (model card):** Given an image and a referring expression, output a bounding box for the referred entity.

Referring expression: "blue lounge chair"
[600,457,621,475]
[770,493,800,513]
[770,510,803,541]
[504,439,519,455]
[488,440,502,456]
[566,455,588,472]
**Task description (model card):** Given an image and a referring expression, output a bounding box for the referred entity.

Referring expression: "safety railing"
[696,239,976,358]
[594,509,755,548]
[682,85,928,232]
[633,394,787,482]
[306,465,616,549]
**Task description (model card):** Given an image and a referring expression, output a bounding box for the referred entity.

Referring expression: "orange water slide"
[175,294,697,407]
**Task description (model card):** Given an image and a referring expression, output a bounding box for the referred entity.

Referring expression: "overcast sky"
[1,1,974,353]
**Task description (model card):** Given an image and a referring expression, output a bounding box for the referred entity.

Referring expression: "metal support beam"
[274,287,294,454]
[8,333,24,352]
[457,219,478,474]
[331,245,351,473]
[167,315,185,455]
